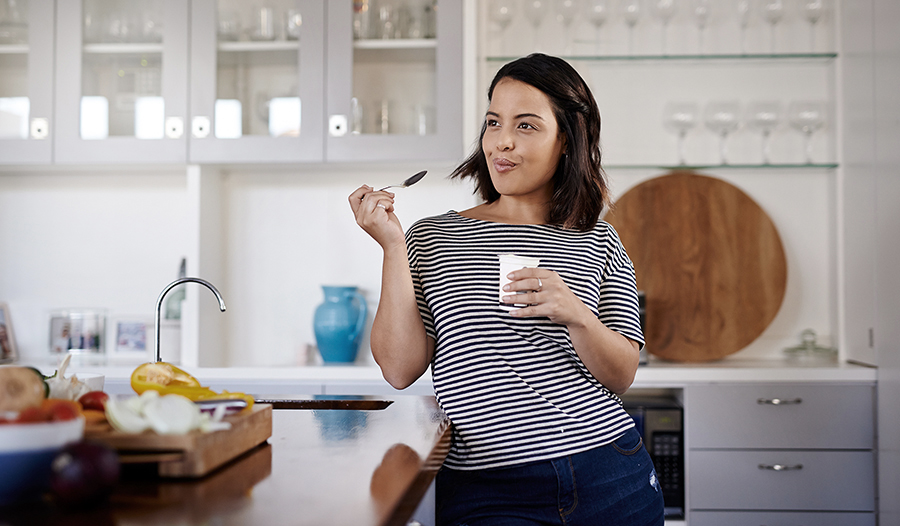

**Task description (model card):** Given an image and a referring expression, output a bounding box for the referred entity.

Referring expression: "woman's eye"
[518,122,536,130]
[486,119,500,127]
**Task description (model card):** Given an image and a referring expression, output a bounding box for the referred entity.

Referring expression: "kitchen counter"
[33,357,878,397]
[0,396,450,526]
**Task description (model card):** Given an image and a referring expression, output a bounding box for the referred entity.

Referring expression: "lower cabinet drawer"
[689,450,874,511]
[689,511,875,526]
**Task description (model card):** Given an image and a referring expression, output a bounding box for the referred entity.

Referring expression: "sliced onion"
[143,394,201,435]
[105,396,150,434]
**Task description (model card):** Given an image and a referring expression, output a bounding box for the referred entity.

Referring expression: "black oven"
[623,397,684,520]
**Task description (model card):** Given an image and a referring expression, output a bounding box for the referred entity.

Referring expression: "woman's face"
[482,78,565,201]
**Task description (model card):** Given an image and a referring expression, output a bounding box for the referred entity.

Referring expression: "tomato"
[78,391,110,412]
[15,406,50,423]
[42,399,82,421]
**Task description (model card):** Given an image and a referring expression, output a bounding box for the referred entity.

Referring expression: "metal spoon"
[378,170,427,191]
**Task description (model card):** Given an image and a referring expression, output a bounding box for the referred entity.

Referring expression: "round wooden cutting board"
[604,171,787,362]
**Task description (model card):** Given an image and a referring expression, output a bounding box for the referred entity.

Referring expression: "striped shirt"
[405,211,645,470]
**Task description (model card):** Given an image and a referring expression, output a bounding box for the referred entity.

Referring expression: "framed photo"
[113,318,152,356]
[0,302,18,363]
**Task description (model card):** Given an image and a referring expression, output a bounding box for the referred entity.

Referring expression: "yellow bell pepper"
[130,362,254,411]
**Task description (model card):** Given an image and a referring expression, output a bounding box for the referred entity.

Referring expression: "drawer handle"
[758,463,803,471]
[757,397,802,405]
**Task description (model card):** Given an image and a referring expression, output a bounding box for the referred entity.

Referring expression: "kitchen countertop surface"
[0,396,450,526]
[29,357,877,395]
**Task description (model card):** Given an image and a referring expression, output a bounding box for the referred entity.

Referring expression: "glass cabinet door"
[325,0,462,162]
[0,0,53,165]
[188,0,324,163]
[54,0,188,164]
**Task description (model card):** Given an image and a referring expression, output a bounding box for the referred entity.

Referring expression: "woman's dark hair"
[450,53,609,232]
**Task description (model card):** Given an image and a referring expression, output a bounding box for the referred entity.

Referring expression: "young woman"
[349,53,664,526]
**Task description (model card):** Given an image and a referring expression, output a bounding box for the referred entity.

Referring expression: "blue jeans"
[435,427,665,526]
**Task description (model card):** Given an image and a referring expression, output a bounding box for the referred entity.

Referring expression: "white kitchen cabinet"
[0,0,54,165]
[685,383,876,522]
[54,0,190,164]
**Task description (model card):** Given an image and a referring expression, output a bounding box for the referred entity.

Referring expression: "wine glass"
[488,0,516,55]
[522,0,549,51]
[761,0,784,53]
[746,101,783,164]
[736,0,751,54]
[802,0,825,52]
[555,0,581,55]
[650,0,677,55]
[586,0,609,55]
[693,0,711,54]
[621,0,642,55]
[788,101,826,164]
[704,101,742,165]
[664,102,700,165]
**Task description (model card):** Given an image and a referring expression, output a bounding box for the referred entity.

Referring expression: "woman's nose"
[495,129,514,151]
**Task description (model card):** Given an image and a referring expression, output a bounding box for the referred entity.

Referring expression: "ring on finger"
[536,278,543,292]
[376,203,386,209]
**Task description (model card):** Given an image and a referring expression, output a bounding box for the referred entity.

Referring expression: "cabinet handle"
[757,397,802,405]
[758,463,803,471]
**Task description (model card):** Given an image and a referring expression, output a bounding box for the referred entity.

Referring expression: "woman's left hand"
[502,268,592,326]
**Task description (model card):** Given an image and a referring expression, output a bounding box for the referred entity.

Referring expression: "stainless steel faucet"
[154,277,226,363]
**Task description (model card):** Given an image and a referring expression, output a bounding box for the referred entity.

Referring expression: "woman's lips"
[492,157,517,173]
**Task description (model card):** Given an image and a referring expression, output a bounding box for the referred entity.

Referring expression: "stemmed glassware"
[802,0,825,52]
[488,0,516,55]
[650,0,677,55]
[736,0,751,54]
[621,0,642,55]
[693,0,711,54]
[555,0,581,55]
[789,101,826,164]
[586,0,609,55]
[664,102,700,165]
[522,0,549,52]
[746,101,783,165]
[704,101,742,165]
[762,0,785,53]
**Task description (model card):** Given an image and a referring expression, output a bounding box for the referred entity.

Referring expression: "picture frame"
[112,317,152,357]
[0,302,18,363]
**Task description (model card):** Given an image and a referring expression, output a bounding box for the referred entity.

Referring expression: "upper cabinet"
[324,0,463,162]
[0,0,54,165]
[0,0,462,165]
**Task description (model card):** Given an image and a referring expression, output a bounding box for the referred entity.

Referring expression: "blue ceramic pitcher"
[313,286,367,363]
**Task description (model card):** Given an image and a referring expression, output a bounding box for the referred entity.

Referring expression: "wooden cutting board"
[604,171,787,362]
[85,404,272,477]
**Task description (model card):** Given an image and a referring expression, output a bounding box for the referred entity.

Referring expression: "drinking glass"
[746,101,783,164]
[621,0,642,55]
[704,101,741,165]
[693,0,711,54]
[802,0,824,52]
[522,0,549,51]
[663,102,700,165]
[650,0,677,55]
[488,0,515,54]
[736,0,751,54]
[555,0,580,55]
[761,0,784,53]
[788,101,826,164]
[585,0,609,54]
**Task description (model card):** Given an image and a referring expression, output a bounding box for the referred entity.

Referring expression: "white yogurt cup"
[498,254,541,310]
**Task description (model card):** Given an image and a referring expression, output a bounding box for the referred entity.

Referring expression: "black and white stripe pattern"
[406,212,644,470]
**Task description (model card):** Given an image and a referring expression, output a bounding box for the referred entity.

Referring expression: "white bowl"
[0,417,85,505]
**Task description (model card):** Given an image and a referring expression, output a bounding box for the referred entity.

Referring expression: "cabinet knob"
[192,116,211,138]
[166,117,184,139]
[757,397,802,405]
[30,118,49,140]
[758,463,803,471]
[329,114,348,137]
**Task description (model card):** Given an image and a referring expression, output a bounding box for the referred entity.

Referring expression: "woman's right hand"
[349,185,405,250]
